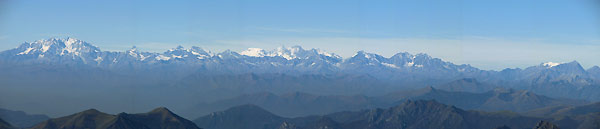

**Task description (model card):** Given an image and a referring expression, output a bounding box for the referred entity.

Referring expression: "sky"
[0,0,598,70]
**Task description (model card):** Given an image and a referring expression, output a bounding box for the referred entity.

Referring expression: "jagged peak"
[127,46,138,53]
[15,37,100,56]
[351,50,383,60]
[31,37,92,47]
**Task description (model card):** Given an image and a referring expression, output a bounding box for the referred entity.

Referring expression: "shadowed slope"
[30,108,200,129]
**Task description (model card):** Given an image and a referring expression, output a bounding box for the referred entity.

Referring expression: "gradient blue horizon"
[0,0,599,70]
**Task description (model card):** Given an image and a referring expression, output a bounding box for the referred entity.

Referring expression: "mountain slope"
[379,87,587,112]
[193,104,286,129]
[0,117,14,129]
[0,108,49,128]
[188,86,587,119]
[191,92,377,117]
[30,107,200,129]
[435,78,498,93]
[194,100,600,128]
[194,100,549,129]
[525,102,600,117]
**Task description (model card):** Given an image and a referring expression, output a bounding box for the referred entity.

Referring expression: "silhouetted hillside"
[195,100,546,129]
[30,107,200,129]
[0,108,49,128]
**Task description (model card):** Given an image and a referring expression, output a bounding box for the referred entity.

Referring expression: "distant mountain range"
[1,38,599,99]
[189,85,586,118]
[30,107,200,129]
[1,38,600,120]
[194,100,591,129]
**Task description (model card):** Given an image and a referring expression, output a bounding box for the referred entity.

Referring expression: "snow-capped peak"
[127,46,140,57]
[240,48,267,57]
[542,62,562,68]
[238,46,340,60]
[353,51,381,60]
[15,37,100,56]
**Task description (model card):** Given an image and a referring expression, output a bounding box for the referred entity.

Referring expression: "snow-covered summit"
[542,62,562,68]
[240,46,341,60]
[15,37,100,56]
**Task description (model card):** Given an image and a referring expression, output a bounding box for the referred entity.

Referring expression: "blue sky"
[0,0,598,70]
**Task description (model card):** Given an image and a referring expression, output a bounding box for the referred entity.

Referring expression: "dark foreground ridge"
[30,107,201,129]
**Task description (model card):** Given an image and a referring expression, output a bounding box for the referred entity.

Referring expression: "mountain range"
[189,84,587,118]
[1,38,599,97]
[1,37,600,120]
[30,107,200,129]
[194,100,592,129]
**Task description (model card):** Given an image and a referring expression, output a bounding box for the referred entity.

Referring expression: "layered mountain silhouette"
[191,92,378,117]
[372,86,586,113]
[194,100,550,129]
[189,86,586,118]
[0,108,49,128]
[193,100,600,129]
[30,107,200,129]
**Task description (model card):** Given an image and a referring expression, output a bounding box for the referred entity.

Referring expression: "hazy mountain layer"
[195,100,600,129]
[0,108,49,128]
[193,100,566,129]
[189,86,586,119]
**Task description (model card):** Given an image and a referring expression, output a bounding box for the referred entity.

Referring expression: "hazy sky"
[0,0,598,70]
